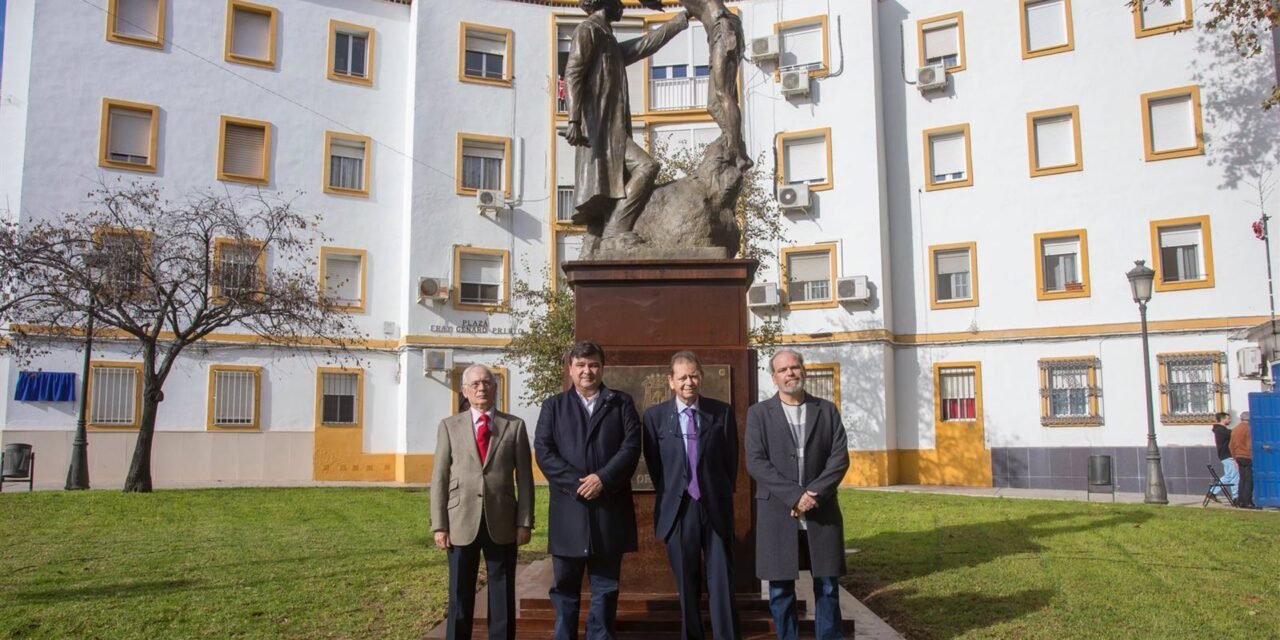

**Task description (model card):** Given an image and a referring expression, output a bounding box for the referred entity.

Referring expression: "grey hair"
[461,363,494,384]
[669,350,703,374]
[769,349,806,373]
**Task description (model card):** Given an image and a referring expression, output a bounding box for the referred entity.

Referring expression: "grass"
[0,487,1274,639]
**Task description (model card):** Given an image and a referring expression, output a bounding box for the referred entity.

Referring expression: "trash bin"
[1088,454,1112,486]
[2,443,32,478]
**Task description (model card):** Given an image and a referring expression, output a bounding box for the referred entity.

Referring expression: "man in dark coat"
[642,351,740,640]
[563,0,689,249]
[534,341,642,640]
[1210,411,1237,502]
[745,349,849,640]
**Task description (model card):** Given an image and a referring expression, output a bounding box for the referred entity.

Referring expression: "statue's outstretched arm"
[619,11,690,66]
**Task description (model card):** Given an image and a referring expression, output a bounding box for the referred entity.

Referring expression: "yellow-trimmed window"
[328,20,375,86]
[207,365,262,430]
[92,226,152,299]
[106,0,165,48]
[212,237,266,303]
[1020,0,1074,59]
[99,99,160,173]
[320,247,367,312]
[318,368,362,426]
[923,124,973,191]
[453,246,509,310]
[1034,229,1090,300]
[1026,106,1082,176]
[775,15,829,76]
[936,364,980,422]
[217,115,272,184]
[804,363,840,405]
[88,361,144,429]
[1158,352,1225,424]
[324,132,372,196]
[456,133,512,196]
[1140,85,1203,161]
[782,244,837,310]
[918,12,965,72]
[1039,357,1102,427]
[460,23,513,85]
[777,128,833,191]
[929,242,978,310]
[225,1,277,68]
[1150,215,1214,291]
[1132,0,1192,38]
[451,365,510,413]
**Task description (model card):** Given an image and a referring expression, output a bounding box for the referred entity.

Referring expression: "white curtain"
[329,138,365,190]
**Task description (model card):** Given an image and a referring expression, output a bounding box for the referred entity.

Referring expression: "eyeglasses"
[464,380,496,389]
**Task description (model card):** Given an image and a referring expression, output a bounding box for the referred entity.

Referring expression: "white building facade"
[2,0,1275,493]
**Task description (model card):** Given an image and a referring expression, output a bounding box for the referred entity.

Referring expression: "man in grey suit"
[745,349,849,640]
[431,364,535,640]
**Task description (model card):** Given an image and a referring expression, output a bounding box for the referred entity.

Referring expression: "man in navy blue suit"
[534,341,642,640]
[642,351,740,640]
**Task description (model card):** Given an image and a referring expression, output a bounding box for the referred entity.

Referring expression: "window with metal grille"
[211,367,258,428]
[804,365,838,404]
[1158,352,1223,423]
[939,366,977,421]
[328,136,367,192]
[1039,357,1101,426]
[321,372,358,425]
[461,139,505,191]
[95,229,149,297]
[458,251,504,306]
[90,364,139,427]
[216,240,261,301]
[786,249,832,304]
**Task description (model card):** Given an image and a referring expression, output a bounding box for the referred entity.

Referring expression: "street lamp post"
[65,310,93,490]
[1126,260,1168,505]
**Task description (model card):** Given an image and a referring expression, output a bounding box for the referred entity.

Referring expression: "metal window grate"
[321,372,358,424]
[91,366,138,425]
[805,367,836,403]
[213,369,257,426]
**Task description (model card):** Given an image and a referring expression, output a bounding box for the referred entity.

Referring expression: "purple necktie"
[683,407,700,501]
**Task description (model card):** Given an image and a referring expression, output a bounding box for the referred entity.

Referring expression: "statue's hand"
[564,122,589,147]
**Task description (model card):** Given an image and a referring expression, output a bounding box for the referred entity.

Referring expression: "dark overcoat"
[744,393,849,580]
[534,385,642,557]
[564,12,687,221]
[641,396,738,543]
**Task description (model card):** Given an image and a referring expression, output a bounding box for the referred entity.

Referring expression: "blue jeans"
[1219,458,1239,499]
[768,576,842,640]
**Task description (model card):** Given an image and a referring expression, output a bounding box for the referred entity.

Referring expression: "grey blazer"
[430,410,534,546]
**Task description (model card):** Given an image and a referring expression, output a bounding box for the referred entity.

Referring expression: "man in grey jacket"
[745,349,849,640]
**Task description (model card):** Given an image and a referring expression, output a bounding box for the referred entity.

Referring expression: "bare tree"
[0,181,365,492]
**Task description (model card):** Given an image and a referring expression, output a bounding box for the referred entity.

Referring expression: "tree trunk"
[124,369,161,492]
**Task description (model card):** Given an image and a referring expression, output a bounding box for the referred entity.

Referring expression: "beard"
[778,379,804,394]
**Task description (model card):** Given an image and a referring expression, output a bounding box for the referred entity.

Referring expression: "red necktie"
[476,413,491,464]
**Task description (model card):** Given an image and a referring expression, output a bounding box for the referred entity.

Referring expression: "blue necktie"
[683,407,700,501]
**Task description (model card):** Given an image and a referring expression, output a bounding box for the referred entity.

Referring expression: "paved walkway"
[858,484,1262,508]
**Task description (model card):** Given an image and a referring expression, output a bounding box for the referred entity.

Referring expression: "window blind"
[108,108,151,161]
[1025,0,1067,51]
[788,252,829,283]
[461,254,503,285]
[1042,237,1079,257]
[930,132,966,177]
[780,23,823,69]
[1034,114,1075,168]
[231,8,271,60]
[1159,225,1200,248]
[784,136,826,183]
[223,123,265,177]
[935,250,970,275]
[325,254,362,303]
[466,31,506,56]
[923,23,958,60]
[651,23,691,68]
[116,0,159,38]
[1149,94,1195,152]
[1140,0,1185,28]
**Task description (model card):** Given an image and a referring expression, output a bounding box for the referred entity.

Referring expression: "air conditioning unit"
[750,35,779,61]
[780,68,810,97]
[777,182,811,212]
[747,282,780,309]
[476,189,505,215]
[916,64,947,92]
[417,276,449,304]
[423,348,454,375]
[836,275,870,303]
[1238,347,1264,378]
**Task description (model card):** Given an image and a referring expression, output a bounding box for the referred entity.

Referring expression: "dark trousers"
[665,496,740,640]
[767,532,843,640]
[446,518,517,640]
[1237,457,1255,507]
[549,552,623,640]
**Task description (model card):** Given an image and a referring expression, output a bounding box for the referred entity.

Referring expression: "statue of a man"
[563,0,689,251]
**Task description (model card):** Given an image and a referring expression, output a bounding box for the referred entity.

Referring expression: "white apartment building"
[2,0,1274,494]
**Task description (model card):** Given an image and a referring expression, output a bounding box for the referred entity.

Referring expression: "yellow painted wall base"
[897,446,993,487]
[313,425,397,481]
[840,450,898,486]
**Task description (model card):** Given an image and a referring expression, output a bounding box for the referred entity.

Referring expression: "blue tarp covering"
[14,372,77,402]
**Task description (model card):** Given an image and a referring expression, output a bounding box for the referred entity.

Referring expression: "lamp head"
[1126,259,1155,304]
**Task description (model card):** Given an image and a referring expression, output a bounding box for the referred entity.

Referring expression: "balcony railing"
[648,76,709,112]
[556,187,575,223]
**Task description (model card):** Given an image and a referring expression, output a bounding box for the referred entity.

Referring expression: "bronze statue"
[563,0,690,252]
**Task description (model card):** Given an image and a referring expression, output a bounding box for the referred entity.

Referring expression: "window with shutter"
[1034,230,1090,300]
[777,18,826,72]
[1151,216,1214,291]
[455,248,508,308]
[100,100,159,172]
[924,124,972,190]
[1028,106,1081,176]
[458,135,510,194]
[918,13,965,71]
[1021,0,1073,57]
[321,248,366,311]
[1134,0,1192,37]
[324,132,370,195]
[776,128,832,190]
[1142,86,1202,161]
[928,242,978,309]
[219,117,270,183]
[461,24,511,83]
[783,246,834,307]
[107,0,164,47]
[226,1,277,67]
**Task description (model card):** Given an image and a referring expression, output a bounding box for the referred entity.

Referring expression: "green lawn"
[0,488,1274,639]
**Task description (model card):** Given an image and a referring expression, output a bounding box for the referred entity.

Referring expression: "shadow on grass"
[14,579,197,604]
[842,509,1154,639]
